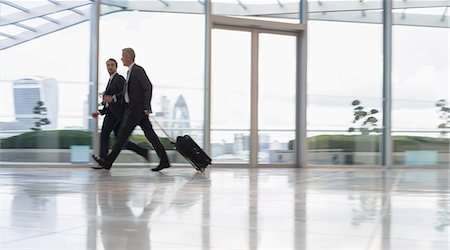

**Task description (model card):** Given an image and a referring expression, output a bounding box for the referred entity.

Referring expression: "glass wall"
[307,21,383,166]
[0,22,91,163]
[1,1,448,167]
[0,11,205,165]
[392,25,449,166]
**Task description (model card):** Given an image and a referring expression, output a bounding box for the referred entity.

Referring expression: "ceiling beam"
[0,1,91,26]
[1,0,448,50]
[307,11,450,28]
[0,6,119,50]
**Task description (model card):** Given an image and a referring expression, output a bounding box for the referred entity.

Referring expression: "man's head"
[106,58,118,75]
[121,48,135,67]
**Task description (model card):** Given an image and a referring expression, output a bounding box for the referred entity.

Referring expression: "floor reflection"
[0,167,448,250]
[94,170,209,250]
[95,171,153,250]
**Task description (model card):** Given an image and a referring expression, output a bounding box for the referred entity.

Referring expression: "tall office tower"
[13,77,58,130]
[153,95,170,136]
[233,133,245,154]
[259,133,270,150]
[171,95,190,137]
[159,95,170,128]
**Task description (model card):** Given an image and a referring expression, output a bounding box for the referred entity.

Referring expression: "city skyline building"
[171,95,191,138]
[1,76,58,131]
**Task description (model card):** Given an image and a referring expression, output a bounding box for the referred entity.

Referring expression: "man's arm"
[104,75,125,103]
[137,66,152,112]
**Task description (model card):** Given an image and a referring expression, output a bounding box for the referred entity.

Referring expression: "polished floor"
[0,167,449,250]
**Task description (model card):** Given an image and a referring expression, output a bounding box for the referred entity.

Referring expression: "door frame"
[206,14,306,167]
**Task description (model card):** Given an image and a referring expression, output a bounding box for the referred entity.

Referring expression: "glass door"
[211,27,297,166]
[258,33,296,164]
[210,29,251,164]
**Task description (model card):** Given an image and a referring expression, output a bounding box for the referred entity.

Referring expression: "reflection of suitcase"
[173,135,212,172]
[151,117,212,172]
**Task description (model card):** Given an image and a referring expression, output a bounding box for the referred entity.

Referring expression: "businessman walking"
[92,48,170,171]
[91,58,149,169]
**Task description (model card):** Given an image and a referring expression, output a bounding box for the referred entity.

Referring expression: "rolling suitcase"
[151,117,212,172]
[173,135,212,172]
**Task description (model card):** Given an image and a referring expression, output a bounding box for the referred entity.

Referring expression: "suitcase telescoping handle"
[148,115,176,143]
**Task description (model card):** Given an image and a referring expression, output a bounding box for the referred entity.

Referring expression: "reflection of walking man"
[96,172,154,250]
[91,59,149,169]
[95,171,208,250]
[93,48,171,171]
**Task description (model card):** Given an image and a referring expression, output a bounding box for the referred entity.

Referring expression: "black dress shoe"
[90,164,106,170]
[151,162,171,172]
[91,154,111,170]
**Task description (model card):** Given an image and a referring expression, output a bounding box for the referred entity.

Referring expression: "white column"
[296,0,308,168]
[203,0,212,154]
[382,0,392,166]
[87,3,100,250]
[89,0,100,156]
[250,30,259,167]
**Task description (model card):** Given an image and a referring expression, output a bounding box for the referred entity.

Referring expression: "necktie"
[124,70,130,103]
[105,78,112,92]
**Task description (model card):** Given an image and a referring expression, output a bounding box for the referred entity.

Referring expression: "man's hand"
[103,95,113,103]
[91,111,100,119]
[144,109,150,116]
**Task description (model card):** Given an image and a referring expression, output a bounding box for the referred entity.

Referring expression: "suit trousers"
[105,107,169,166]
[100,113,148,159]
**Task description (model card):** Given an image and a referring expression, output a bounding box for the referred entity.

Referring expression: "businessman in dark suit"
[92,48,170,171]
[91,58,149,168]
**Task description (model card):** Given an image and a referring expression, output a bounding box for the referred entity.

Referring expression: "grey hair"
[122,47,136,61]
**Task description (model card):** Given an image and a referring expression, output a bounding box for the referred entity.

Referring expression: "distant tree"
[348,99,381,135]
[31,101,50,131]
[435,99,450,136]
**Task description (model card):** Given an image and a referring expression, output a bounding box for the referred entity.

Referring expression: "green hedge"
[1,130,448,152]
[307,135,379,152]
[0,130,174,150]
[0,130,91,149]
[291,135,449,152]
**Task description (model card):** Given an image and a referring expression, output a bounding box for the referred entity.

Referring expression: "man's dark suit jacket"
[101,73,126,118]
[126,64,152,116]
[101,63,169,167]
